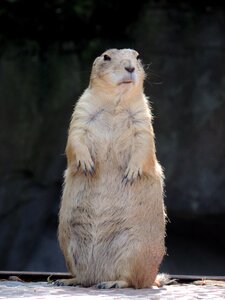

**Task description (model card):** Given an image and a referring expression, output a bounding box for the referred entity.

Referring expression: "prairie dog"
[57,49,166,289]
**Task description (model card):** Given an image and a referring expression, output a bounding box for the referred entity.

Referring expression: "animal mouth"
[119,80,133,85]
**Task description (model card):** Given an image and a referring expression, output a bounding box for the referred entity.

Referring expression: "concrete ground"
[0,280,225,300]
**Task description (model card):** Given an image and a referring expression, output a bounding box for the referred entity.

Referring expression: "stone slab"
[0,280,225,300]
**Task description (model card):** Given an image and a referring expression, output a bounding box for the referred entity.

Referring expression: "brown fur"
[57,49,166,289]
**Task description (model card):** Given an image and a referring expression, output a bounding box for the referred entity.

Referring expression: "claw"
[53,280,64,286]
[111,283,119,288]
[122,168,142,186]
[77,160,95,177]
[122,172,128,183]
[122,177,128,185]
[131,172,135,181]
[89,165,95,176]
[96,282,107,289]
[83,167,87,176]
[96,281,123,289]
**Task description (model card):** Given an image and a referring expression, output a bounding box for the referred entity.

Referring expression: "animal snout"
[125,66,135,73]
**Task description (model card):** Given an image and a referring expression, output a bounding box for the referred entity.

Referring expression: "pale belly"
[62,165,165,285]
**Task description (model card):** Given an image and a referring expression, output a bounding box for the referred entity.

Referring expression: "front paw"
[77,156,95,176]
[122,164,142,185]
[76,153,95,176]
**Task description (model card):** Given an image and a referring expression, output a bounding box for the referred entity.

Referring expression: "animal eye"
[136,54,140,60]
[103,54,111,61]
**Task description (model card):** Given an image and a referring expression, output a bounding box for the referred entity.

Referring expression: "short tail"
[154,273,175,287]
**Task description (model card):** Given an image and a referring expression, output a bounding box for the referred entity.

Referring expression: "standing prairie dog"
[57,48,166,289]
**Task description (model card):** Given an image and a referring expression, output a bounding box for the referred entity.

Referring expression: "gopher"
[57,49,166,289]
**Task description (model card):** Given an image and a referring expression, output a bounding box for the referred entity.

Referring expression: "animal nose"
[125,66,135,73]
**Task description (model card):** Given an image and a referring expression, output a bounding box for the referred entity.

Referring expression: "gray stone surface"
[0,281,225,300]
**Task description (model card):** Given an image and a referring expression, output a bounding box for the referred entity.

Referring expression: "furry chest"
[86,108,135,164]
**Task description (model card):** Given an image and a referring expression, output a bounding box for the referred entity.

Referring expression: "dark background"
[0,0,225,275]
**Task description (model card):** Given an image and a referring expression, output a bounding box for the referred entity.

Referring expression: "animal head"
[90,49,145,93]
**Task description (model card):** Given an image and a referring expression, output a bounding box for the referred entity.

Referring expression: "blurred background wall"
[0,0,224,275]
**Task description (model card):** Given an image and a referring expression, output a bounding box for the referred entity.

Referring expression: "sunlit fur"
[58,49,166,289]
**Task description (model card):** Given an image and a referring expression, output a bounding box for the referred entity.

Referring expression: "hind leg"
[96,280,129,289]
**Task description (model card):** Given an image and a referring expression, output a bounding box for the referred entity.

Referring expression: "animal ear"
[103,54,111,61]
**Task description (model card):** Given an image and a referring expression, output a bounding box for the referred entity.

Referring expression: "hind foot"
[54,278,79,286]
[96,280,129,289]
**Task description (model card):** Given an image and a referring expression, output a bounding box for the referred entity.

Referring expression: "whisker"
[145,72,163,86]
[143,63,153,71]
[144,64,163,86]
